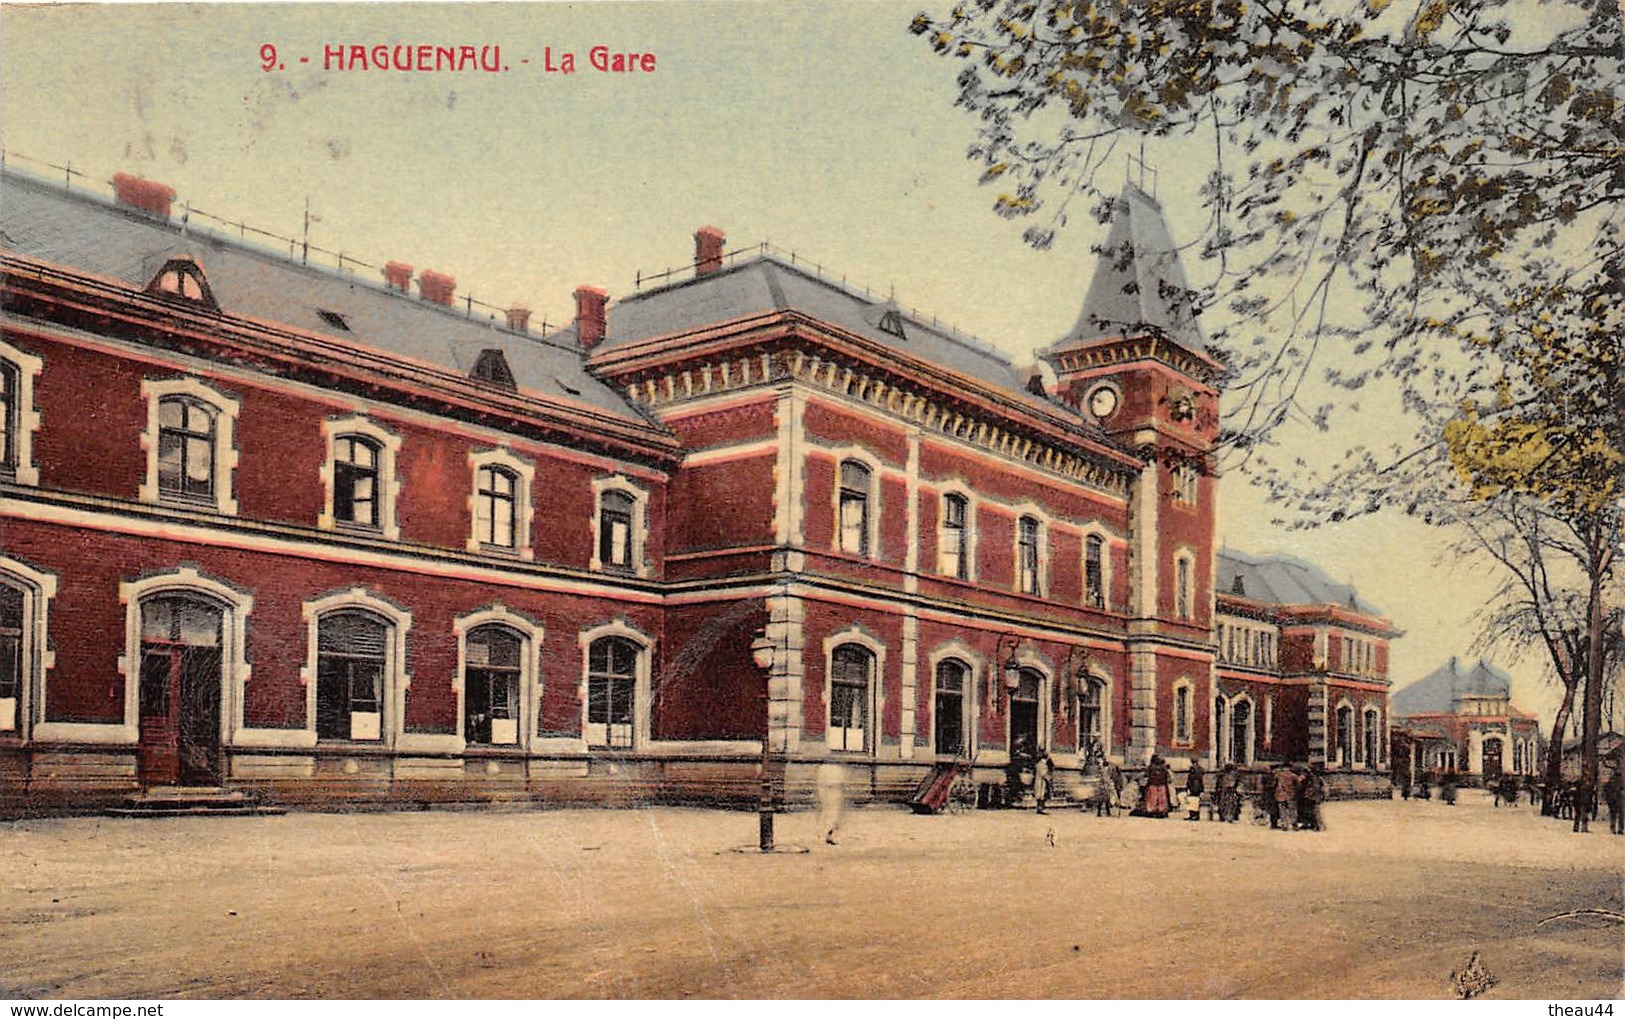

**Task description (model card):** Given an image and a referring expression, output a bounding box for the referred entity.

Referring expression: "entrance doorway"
[1482,737,1503,783]
[137,596,223,786]
[1009,669,1042,761]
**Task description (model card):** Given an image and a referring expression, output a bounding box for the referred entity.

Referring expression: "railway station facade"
[0,167,1395,811]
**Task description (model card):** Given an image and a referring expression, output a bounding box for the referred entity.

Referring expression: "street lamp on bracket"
[993,633,1023,699]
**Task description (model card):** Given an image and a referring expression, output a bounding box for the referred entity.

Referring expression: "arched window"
[598,490,636,571]
[316,611,389,741]
[1174,682,1192,744]
[333,436,382,529]
[1079,678,1105,753]
[838,461,872,557]
[1230,699,1253,765]
[586,636,639,749]
[1363,707,1380,768]
[939,493,968,579]
[1175,554,1193,620]
[1336,704,1354,767]
[934,658,968,757]
[0,583,23,732]
[156,396,217,503]
[1085,534,1105,608]
[464,625,523,745]
[828,644,872,752]
[0,360,17,477]
[1017,516,1041,595]
[475,465,519,549]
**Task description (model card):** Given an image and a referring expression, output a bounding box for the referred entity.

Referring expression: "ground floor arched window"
[464,625,523,746]
[1230,699,1252,765]
[586,636,639,749]
[828,644,872,753]
[316,611,388,742]
[934,659,968,757]
[1335,704,1354,767]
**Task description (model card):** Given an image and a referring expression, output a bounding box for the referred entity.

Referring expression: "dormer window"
[316,309,352,332]
[145,257,218,310]
[877,308,906,339]
[471,349,517,391]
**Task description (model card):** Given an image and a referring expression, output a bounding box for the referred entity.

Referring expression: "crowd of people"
[1399,767,1623,834]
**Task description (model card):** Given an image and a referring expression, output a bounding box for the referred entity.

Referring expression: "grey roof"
[598,256,1035,396]
[1217,548,1383,616]
[1057,183,1205,351]
[1393,658,1514,716]
[0,169,643,422]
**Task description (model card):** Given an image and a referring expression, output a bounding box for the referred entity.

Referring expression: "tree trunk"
[1542,678,1578,817]
[1580,569,1605,790]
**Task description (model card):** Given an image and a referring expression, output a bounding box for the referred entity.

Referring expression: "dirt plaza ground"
[2,789,1620,1000]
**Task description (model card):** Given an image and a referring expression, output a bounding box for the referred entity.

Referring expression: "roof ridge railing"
[1,148,551,334]
[631,240,1009,364]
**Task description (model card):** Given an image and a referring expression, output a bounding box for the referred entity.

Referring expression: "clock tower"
[1039,183,1224,764]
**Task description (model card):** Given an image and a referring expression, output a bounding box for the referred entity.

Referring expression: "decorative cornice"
[1044,331,1225,385]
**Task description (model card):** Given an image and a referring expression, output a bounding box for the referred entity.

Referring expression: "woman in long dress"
[1144,754,1172,818]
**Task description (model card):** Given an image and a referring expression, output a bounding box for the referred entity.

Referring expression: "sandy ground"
[1,790,1620,1000]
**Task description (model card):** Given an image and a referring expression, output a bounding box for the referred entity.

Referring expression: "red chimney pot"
[695,226,725,276]
[382,261,414,292]
[575,286,609,351]
[112,172,176,219]
[418,269,457,307]
[506,305,532,333]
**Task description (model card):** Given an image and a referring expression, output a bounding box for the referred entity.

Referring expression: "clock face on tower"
[1086,384,1120,422]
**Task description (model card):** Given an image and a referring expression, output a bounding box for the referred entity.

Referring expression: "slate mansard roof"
[1216,548,1385,618]
[1392,658,1520,717]
[0,169,643,422]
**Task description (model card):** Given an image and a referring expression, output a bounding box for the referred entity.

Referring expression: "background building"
[0,166,1394,812]
[1391,657,1542,788]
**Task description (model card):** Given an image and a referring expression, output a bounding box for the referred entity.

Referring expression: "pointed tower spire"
[1060,183,1205,353]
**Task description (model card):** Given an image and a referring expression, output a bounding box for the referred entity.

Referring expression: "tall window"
[0,361,16,476]
[474,465,518,549]
[1017,516,1041,595]
[934,659,968,756]
[1174,682,1192,743]
[1079,679,1104,753]
[838,461,871,556]
[0,583,22,732]
[464,625,522,745]
[1085,535,1105,608]
[333,436,382,528]
[1363,708,1380,767]
[1175,556,1193,619]
[1230,699,1252,764]
[1336,704,1354,767]
[316,611,388,741]
[586,636,639,748]
[939,494,968,579]
[156,396,217,503]
[598,490,635,571]
[828,644,872,752]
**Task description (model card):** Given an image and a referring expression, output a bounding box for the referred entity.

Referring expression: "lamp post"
[750,632,778,853]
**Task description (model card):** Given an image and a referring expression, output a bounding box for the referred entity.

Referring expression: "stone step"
[106,804,286,818]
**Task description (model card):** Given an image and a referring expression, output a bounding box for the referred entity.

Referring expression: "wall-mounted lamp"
[994,633,1022,694]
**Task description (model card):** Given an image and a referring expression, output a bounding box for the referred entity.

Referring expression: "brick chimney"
[382,261,414,292]
[505,305,532,333]
[418,269,456,306]
[695,226,725,276]
[575,286,608,351]
[112,172,176,219]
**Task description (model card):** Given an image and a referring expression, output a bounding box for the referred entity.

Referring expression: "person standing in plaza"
[816,761,847,845]
[1301,763,1327,832]
[1262,765,1280,828]
[1034,752,1053,815]
[1604,768,1623,835]
[1144,754,1172,818]
[1183,759,1206,821]
[1571,776,1595,833]
[1216,763,1241,822]
[1274,763,1299,831]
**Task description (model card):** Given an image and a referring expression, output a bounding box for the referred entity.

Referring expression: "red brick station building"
[0,166,1398,812]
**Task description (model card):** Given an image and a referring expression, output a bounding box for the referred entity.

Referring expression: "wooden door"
[137,597,223,787]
